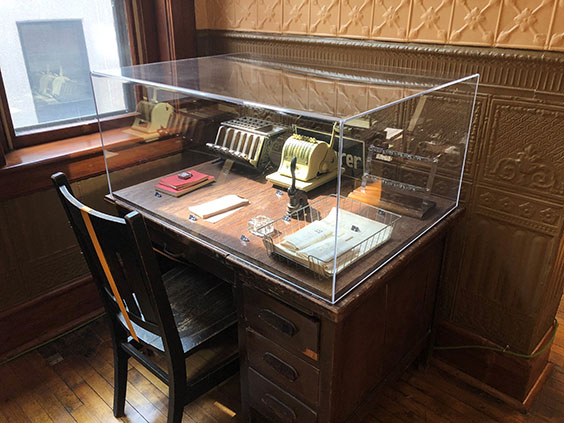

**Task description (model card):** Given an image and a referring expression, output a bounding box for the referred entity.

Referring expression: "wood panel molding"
[0,276,103,363]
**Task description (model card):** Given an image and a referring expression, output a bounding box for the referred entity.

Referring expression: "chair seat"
[120,264,237,354]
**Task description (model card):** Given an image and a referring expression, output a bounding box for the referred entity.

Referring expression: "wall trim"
[0,276,103,362]
[198,30,564,65]
[197,30,564,99]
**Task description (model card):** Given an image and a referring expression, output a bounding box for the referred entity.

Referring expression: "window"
[0,0,132,149]
[0,0,197,158]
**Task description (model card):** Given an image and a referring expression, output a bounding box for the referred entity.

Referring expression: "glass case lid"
[91,53,479,122]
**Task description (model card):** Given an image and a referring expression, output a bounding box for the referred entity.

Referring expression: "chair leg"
[113,346,129,417]
[167,374,186,423]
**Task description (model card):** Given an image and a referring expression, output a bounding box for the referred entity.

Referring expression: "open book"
[273,208,393,276]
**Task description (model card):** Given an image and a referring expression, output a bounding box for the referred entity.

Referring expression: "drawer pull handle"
[261,393,296,423]
[263,352,298,382]
[258,309,297,337]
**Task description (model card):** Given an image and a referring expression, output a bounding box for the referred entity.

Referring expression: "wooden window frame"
[0,0,197,167]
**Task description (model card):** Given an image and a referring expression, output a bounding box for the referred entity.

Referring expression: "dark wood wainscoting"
[197,30,564,405]
[0,277,103,362]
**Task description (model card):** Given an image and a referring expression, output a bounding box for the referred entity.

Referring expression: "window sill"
[0,129,184,201]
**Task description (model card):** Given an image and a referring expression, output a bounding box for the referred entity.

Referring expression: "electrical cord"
[434,318,558,359]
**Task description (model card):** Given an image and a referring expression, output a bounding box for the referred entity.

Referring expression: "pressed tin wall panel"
[549,1,564,51]
[480,100,564,201]
[449,0,500,46]
[371,0,411,41]
[408,0,454,44]
[310,0,340,36]
[339,0,373,38]
[258,0,283,32]
[195,0,564,51]
[494,0,555,49]
[283,0,310,34]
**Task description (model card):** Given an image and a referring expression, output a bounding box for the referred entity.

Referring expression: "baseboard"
[433,320,555,406]
[433,359,554,413]
[0,276,103,362]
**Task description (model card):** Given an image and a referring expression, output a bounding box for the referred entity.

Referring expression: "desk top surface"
[113,160,455,303]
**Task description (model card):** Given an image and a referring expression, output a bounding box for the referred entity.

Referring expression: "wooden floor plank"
[2,301,564,423]
[71,382,124,423]
[0,399,32,423]
[403,368,510,423]
[423,366,530,423]
[10,351,82,416]
[0,362,54,423]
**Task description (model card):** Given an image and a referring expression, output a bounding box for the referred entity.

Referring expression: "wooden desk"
[110,160,462,422]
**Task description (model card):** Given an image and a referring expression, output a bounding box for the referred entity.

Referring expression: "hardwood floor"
[1,295,563,423]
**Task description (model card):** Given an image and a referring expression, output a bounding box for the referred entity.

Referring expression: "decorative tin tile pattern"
[235,0,259,30]
[548,0,564,51]
[371,0,411,41]
[338,0,373,38]
[307,78,337,114]
[408,0,454,43]
[480,100,564,200]
[335,82,369,116]
[257,0,284,32]
[495,0,556,49]
[197,0,564,51]
[206,0,236,29]
[283,0,311,33]
[310,0,340,35]
[449,0,501,46]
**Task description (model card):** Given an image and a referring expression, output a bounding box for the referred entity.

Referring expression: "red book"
[155,176,215,197]
[159,170,210,190]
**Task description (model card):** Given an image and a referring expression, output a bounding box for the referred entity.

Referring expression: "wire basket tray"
[261,195,401,278]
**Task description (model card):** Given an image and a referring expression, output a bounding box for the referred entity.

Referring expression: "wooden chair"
[51,172,238,423]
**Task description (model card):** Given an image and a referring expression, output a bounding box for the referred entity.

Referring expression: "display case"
[91,53,478,304]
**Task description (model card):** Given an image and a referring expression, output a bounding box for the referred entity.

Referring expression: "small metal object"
[154,192,162,198]
[351,225,360,232]
[240,235,250,243]
[282,215,291,222]
[276,190,284,197]
[286,157,309,217]
[178,171,192,179]
[189,214,197,221]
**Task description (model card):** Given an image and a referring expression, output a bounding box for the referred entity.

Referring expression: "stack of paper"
[274,208,393,276]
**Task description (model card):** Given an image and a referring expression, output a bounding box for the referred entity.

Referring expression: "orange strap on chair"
[80,206,139,341]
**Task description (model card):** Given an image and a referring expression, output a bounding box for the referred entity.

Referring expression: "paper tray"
[261,195,401,278]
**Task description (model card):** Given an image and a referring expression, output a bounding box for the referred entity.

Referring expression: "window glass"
[0,0,131,135]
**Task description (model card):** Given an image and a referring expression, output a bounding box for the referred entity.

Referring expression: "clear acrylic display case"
[91,53,478,304]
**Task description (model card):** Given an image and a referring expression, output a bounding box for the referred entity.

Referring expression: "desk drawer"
[249,368,317,423]
[244,288,319,361]
[247,329,319,407]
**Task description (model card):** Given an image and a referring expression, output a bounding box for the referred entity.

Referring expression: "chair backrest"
[51,172,179,351]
